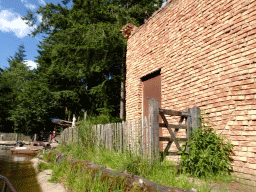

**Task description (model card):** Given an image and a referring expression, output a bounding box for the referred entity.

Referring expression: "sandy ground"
[31,158,68,192]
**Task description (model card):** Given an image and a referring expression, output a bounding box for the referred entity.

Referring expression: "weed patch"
[51,115,236,191]
[178,110,235,178]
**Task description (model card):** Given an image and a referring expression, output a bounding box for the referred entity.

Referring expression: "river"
[0,148,41,192]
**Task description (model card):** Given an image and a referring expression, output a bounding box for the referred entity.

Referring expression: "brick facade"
[125,0,256,186]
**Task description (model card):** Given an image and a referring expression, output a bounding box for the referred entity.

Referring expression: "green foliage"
[91,114,123,125]
[55,138,227,191]
[20,0,164,120]
[178,110,235,178]
[46,152,146,192]
[8,78,59,133]
[0,69,14,131]
[0,44,60,133]
[38,162,50,172]
[1,0,165,133]
[0,44,35,132]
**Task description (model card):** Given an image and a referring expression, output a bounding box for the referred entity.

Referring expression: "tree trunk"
[120,47,126,120]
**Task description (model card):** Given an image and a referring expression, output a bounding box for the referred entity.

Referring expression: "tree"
[0,68,14,132]
[21,0,164,120]
[0,44,60,134]
[8,76,60,134]
[0,44,30,132]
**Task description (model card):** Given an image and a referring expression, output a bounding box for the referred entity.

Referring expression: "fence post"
[84,111,87,120]
[144,116,149,158]
[191,107,201,131]
[135,119,138,156]
[100,125,104,148]
[148,98,160,163]
[131,120,134,154]
[121,121,125,153]
[33,134,37,142]
[110,124,113,151]
[96,125,99,148]
[63,129,65,145]
[141,117,144,157]
[106,124,109,150]
[72,114,76,128]
[72,127,73,143]
[185,108,192,152]
[139,119,142,157]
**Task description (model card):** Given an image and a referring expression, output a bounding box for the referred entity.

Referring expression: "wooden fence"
[60,117,158,161]
[92,117,158,160]
[60,127,79,145]
[0,132,32,142]
[60,98,201,163]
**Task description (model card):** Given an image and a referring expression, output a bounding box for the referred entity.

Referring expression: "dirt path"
[31,158,68,192]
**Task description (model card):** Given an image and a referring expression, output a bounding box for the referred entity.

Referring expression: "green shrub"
[38,162,49,172]
[89,114,123,125]
[178,110,235,178]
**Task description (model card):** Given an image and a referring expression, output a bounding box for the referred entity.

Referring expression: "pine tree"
[21,0,164,120]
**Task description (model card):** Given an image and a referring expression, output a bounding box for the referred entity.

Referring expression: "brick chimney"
[120,23,138,40]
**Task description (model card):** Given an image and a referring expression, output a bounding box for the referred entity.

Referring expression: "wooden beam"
[54,119,81,124]
[160,151,180,156]
[159,123,187,129]
[159,111,181,151]
[159,137,187,142]
[181,112,190,117]
[159,109,182,116]
[159,109,191,117]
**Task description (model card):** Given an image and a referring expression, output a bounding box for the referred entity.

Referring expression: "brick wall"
[125,0,256,186]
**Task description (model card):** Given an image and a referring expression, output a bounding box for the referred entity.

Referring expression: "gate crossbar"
[159,111,185,152]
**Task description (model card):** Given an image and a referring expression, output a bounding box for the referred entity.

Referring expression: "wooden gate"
[147,98,201,161]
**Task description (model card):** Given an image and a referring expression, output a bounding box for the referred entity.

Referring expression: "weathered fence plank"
[191,107,201,130]
[148,98,160,162]
[59,103,200,163]
[159,109,182,116]
[159,123,187,129]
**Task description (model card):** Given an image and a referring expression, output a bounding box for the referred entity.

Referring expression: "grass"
[41,117,236,192]
[37,162,49,172]
[54,143,235,192]
[42,151,151,192]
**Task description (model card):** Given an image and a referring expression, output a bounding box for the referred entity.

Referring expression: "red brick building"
[123,0,256,186]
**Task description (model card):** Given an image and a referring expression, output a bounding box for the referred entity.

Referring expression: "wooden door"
[142,70,163,151]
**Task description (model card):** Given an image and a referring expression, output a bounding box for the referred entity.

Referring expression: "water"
[0,148,41,192]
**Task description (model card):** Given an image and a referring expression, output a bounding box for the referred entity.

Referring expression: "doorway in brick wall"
[141,69,163,152]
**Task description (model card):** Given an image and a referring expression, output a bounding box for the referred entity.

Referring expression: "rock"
[37,154,44,160]
[54,136,61,143]
[50,143,59,149]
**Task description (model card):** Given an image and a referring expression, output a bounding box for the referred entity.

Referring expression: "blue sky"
[0,0,166,70]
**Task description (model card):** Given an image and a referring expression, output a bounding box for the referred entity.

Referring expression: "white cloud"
[25,3,37,10]
[23,60,38,70]
[21,0,37,10]
[37,14,42,22]
[0,10,37,38]
[38,0,46,6]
